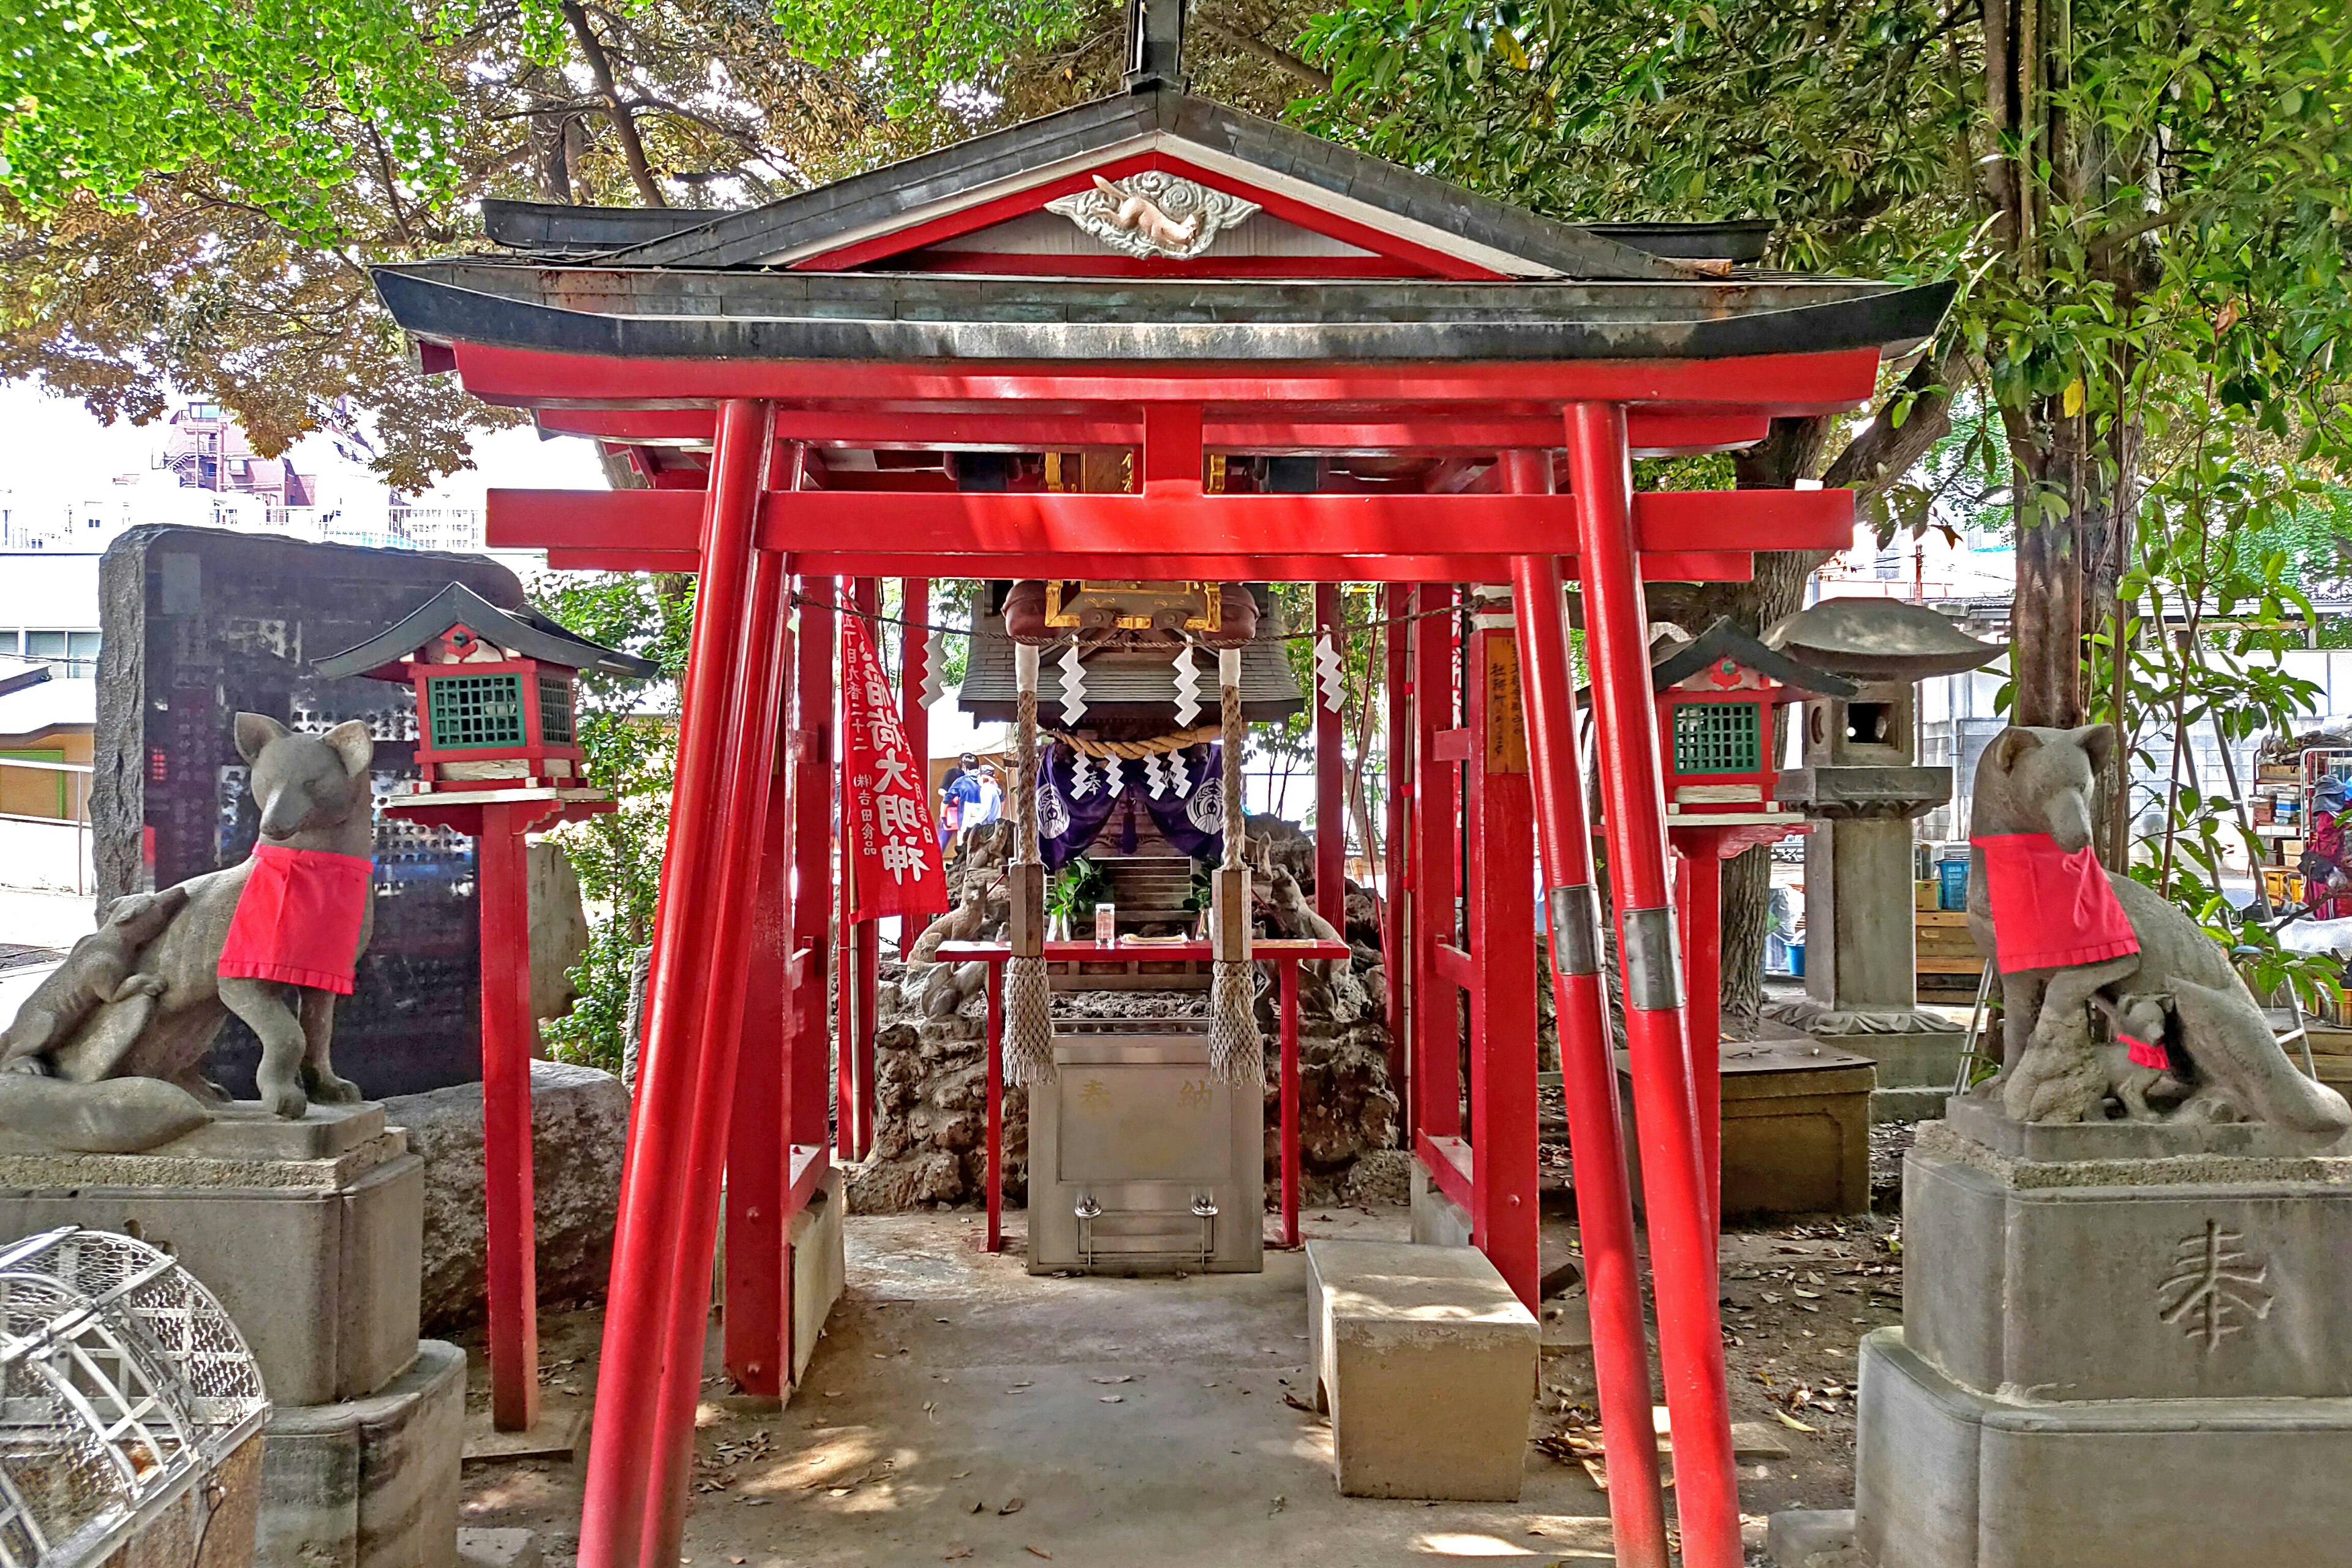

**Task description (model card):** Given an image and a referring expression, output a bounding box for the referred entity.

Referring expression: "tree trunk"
[559,0,667,207]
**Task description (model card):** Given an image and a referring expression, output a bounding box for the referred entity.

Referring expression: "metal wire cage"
[0,1228,269,1568]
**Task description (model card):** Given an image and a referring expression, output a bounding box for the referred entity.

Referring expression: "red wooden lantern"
[315,583,654,1439]
[1648,618,1852,827]
[315,582,655,791]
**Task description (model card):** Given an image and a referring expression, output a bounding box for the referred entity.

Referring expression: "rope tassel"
[1207,646,1261,1087]
[1003,638,1055,1086]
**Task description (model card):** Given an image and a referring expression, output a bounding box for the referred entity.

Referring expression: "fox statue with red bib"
[0,713,375,1152]
[1967,723,2351,1139]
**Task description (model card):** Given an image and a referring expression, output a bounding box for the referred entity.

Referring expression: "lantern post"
[314,582,657,1437]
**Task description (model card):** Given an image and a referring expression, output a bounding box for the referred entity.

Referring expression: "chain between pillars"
[1564,403,1743,1568]
[579,396,770,1568]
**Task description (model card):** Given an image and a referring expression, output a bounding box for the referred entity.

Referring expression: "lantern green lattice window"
[424,671,528,752]
[536,671,576,746]
[1673,700,1762,777]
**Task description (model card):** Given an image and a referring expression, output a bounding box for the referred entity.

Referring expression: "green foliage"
[1047,856,1110,925]
[2082,407,2328,887]
[1302,0,2352,935]
[764,0,1097,116]
[0,0,467,241]
[529,571,694,1073]
[2122,863,2343,1013]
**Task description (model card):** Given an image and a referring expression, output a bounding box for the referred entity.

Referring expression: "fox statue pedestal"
[0,1101,462,1568]
[1785,1099,2352,1568]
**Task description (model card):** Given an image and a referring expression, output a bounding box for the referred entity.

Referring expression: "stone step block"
[1305,1238,1537,1501]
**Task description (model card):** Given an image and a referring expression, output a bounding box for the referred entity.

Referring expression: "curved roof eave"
[373,265,1956,366]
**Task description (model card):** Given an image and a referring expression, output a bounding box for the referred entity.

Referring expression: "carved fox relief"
[1045,172,1262,262]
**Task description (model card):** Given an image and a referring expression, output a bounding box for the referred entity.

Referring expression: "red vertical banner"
[841,616,950,922]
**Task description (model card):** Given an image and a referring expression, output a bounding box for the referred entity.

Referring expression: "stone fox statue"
[0,886,189,1067]
[1967,724,2352,1137]
[0,714,376,1148]
[1245,834,1366,1023]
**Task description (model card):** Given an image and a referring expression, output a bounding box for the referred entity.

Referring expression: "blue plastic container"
[1939,854,1969,911]
[1788,941,1806,979]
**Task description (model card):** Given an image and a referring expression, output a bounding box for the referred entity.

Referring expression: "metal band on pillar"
[1207,646,1261,1085]
[1001,639,1055,1085]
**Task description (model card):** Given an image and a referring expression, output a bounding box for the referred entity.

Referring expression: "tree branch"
[1820,342,1970,494]
[557,0,665,206]
[1191,12,1333,92]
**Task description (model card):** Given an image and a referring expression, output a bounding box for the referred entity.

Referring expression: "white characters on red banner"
[841,619,950,921]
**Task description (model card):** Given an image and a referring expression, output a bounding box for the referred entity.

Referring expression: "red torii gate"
[372,31,1947,1564]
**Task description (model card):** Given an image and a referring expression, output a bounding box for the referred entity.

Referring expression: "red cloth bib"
[1969,833,2141,974]
[2120,1033,2168,1071]
[216,845,372,994]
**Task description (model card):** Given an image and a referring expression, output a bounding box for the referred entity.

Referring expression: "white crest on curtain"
[1037,776,1070,840]
[1187,774,1223,832]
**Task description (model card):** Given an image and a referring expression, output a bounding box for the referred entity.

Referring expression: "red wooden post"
[982,960,1005,1254]
[837,577,882,1160]
[723,607,796,1400]
[1410,585,1460,1145]
[477,799,541,1434]
[1279,958,1302,1249]
[1314,583,1347,930]
[579,397,768,1568]
[1510,547,1670,1568]
[1381,583,1411,1131]
[791,580,836,1161]
[834,592,858,1161]
[1565,402,1743,1568]
[1461,591,1540,1310]
[900,578,932,949]
[641,540,791,1568]
[1674,829,1731,1237]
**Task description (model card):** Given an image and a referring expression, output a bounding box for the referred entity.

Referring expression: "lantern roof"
[1764,598,2004,681]
[314,581,662,682]
[1649,618,1856,699]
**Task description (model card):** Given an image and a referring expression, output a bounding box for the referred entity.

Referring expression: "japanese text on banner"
[842,617,951,922]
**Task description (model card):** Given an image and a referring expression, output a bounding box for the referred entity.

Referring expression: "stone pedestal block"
[0,1102,423,1406]
[1305,1238,1537,1501]
[1838,1108,2352,1568]
[1853,1329,2352,1568]
[258,1340,466,1568]
[1904,1110,2352,1401]
[789,1168,846,1392]
[1407,1158,1473,1249]
[1622,1041,1874,1218]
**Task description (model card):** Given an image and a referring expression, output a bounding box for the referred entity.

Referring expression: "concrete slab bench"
[1304,1238,1539,1501]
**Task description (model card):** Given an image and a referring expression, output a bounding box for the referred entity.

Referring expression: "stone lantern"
[1767,598,2002,1116]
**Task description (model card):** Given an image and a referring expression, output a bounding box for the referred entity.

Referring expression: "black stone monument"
[94,526,527,1096]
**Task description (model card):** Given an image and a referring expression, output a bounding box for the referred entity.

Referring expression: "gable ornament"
[1046,172,1260,260]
